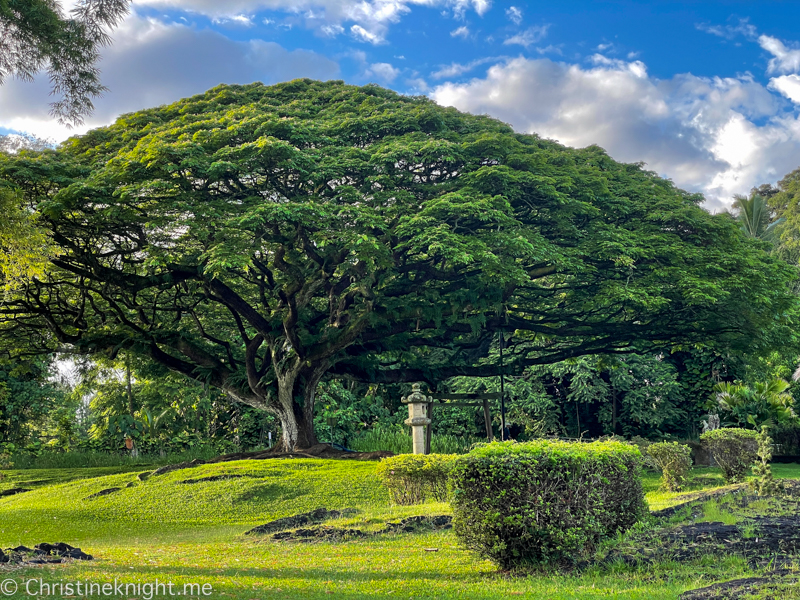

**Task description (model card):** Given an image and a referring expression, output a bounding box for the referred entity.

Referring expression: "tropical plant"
[712,379,797,429]
[731,193,783,243]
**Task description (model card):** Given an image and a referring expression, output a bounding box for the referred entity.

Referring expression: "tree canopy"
[0,79,796,449]
[0,0,129,125]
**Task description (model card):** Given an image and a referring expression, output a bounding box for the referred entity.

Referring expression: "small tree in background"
[701,428,758,483]
[647,441,692,491]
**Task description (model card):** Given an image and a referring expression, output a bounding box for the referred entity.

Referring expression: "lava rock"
[246,508,358,535]
[84,488,121,500]
[179,474,245,484]
[0,488,31,497]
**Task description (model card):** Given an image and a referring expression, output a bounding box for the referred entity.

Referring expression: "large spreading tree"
[0,80,796,450]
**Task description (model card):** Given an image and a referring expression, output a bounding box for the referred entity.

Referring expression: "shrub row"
[448,440,645,569]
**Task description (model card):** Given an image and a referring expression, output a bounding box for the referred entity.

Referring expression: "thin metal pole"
[499,330,506,441]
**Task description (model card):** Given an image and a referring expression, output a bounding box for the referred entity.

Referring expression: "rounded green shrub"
[700,428,758,483]
[449,440,646,570]
[376,453,458,505]
[647,441,692,491]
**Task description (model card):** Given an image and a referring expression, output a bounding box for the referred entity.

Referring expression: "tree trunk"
[272,362,330,452]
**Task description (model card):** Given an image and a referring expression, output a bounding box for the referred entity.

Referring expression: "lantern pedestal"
[402,383,432,455]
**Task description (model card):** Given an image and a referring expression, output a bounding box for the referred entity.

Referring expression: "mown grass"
[1,460,799,599]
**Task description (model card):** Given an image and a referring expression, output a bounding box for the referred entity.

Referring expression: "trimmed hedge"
[376,454,458,505]
[449,440,646,570]
[647,441,692,491]
[700,428,758,483]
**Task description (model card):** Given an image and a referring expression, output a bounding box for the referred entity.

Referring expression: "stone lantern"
[402,383,432,454]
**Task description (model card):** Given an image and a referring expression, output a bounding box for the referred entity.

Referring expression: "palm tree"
[713,379,796,429]
[731,193,784,243]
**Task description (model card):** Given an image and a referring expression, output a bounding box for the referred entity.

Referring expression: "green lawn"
[1,460,798,599]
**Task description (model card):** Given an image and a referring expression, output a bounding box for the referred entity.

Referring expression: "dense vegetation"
[1,80,798,453]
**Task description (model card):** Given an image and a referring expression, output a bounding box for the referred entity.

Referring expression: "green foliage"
[376,453,458,504]
[646,441,692,492]
[731,193,783,243]
[0,0,130,124]
[449,440,645,569]
[749,427,785,496]
[712,379,797,429]
[700,428,759,483]
[1,79,796,450]
[0,356,66,445]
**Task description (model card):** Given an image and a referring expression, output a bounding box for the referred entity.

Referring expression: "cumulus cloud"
[132,0,492,43]
[431,56,796,210]
[503,25,549,48]
[0,15,339,141]
[769,74,800,103]
[760,34,800,74]
[450,25,470,38]
[364,61,401,82]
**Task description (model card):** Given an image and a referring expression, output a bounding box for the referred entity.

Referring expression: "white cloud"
[769,74,800,103]
[431,55,796,210]
[503,25,549,48]
[365,61,400,82]
[212,14,254,26]
[450,25,470,38]
[0,15,339,141]
[431,56,503,79]
[696,18,757,40]
[505,6,521,25]
[759,34,800,74]
[132,0,492,43]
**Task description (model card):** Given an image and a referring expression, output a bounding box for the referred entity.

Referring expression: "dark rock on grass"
[272,527,367,542]
[37,542,92,560]
[265,514,452,542]
[680,572,800,600]
[180,474,246,484]
[0,487,31,497]
[2,543,93,564]
[84,487,121,500]
[151,458,206,477]
[592,514,800,570]
[136,471,151,482]
[381,515,452,533]
[246,508,358,535]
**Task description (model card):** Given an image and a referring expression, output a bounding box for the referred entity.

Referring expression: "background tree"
[0,355,66,447]
[0,80,796,450]
[730,192,783,243]
[0,0,130,125]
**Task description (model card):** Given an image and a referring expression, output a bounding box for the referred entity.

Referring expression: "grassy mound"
[1,459,800,599]
[0,460,390,544]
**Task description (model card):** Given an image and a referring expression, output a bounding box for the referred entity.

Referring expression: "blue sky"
[4,0,800,209]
